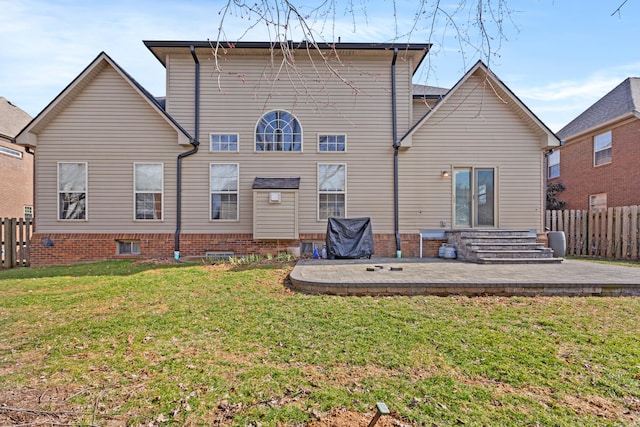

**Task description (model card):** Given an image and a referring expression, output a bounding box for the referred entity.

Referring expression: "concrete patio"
[288,258,640,296]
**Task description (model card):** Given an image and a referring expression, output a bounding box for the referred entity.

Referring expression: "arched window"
[255,110,302,151]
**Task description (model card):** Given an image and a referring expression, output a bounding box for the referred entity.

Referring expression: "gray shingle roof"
[0,97,31,138]
[252,177,301,190]
[557,77,640,140]
[412,83,449,98]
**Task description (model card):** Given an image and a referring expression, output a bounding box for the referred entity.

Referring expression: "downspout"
[174,45,200,260]
[391,48,401,258]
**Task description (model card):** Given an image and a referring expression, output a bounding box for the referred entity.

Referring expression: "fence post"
[545,210,551,231]
[605,208,613,258]
[631,205,639,259]
[1,218,3,268]
[568,210,575,256]
[7,218,17,268]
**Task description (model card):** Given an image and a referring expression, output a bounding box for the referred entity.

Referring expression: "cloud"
[518,62,640,102]
[511,62,640,131]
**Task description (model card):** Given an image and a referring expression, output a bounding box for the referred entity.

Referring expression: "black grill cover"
[325,217,374,259]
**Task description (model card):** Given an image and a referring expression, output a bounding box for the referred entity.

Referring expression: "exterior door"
[454,167,495,227]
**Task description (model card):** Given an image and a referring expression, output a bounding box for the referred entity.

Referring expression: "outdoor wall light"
[441,170,450,178]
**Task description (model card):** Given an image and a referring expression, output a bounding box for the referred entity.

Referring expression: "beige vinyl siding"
[172,50,414,234]
[399,71,545,234]
[34,65,184,233]
[412,99,438,124]
[253,190,299,239]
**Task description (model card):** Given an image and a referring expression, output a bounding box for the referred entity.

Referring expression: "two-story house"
[16,41,559,266]
[551,77,640,210]
[0,97,33,220]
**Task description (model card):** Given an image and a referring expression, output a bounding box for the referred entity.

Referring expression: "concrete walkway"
[289,258,640,296]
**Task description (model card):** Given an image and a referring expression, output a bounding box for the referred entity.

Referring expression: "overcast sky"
[1,0,639,132]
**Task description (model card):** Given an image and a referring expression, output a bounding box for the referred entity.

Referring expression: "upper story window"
[318,134,346,152]
[548,150,560,178]
[58,162,87,220]
[0,145,22,158]
[210,133,239,152]
[255,110,302,152]
[594,131,612,166]
[589,193,607,211]
[134,163,163,220]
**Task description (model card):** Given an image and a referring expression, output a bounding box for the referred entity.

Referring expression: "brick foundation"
[29,232,444,266]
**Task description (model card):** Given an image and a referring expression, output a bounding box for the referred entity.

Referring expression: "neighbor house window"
[0,145,22,158]
[594,131,612,166]
[24,206,33,220]
[210,163,238,221]
[589,193,607,211]
[548,150,560,178]
[210,133,239,152]
[318,134,346,152]
[255,110,302,151]
[58,162,87,220]
[318,164,346,220]
[134,163,163,220]
[117,240,140,255]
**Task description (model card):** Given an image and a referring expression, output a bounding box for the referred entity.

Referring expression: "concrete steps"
[447,230,562,264]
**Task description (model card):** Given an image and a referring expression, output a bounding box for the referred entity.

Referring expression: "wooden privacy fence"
[1,217,32,268]
[546,206,639,260]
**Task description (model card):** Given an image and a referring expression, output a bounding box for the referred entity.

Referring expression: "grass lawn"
[0,260,639,426]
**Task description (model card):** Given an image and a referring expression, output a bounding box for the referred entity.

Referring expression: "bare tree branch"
[209,0,518,119]
[611,0,629,17]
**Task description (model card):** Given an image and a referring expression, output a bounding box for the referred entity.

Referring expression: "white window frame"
[210,163,239,221]
[57,162,87,221]
[318,134,347,152]
[116,240,141,255]
[594,131,612,167]
[548,150,560,179]
[589,193,607,211]
[317,163,346,221]
[255,110,303,152]
[0,145,22,158]
[134,163,164,221]
[24,206,33,220]
[210,133,239,152]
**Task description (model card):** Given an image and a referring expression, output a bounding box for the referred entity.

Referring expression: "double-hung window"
[318,164,346,220]
[594,131,612,166]
[210,164,239,221]
[58,162,87,220]
[210,133,239,152]
[318,134,346,152]
[548,150,560,178]
[589,193,607,211]
[134,163,163,220]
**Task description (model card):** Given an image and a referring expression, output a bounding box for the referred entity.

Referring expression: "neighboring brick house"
[550,78,640,210]
[0,97,33,219]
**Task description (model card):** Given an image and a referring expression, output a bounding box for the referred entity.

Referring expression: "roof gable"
[557,77,640,140]
[15,52,193,147]
[403,60,560,149]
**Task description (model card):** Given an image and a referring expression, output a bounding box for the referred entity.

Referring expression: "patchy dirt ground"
[306,407,414,426]
[0,386,414,426]
[0,386,103,425]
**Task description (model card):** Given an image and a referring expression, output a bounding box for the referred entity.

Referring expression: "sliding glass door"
[454,167,495,227]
